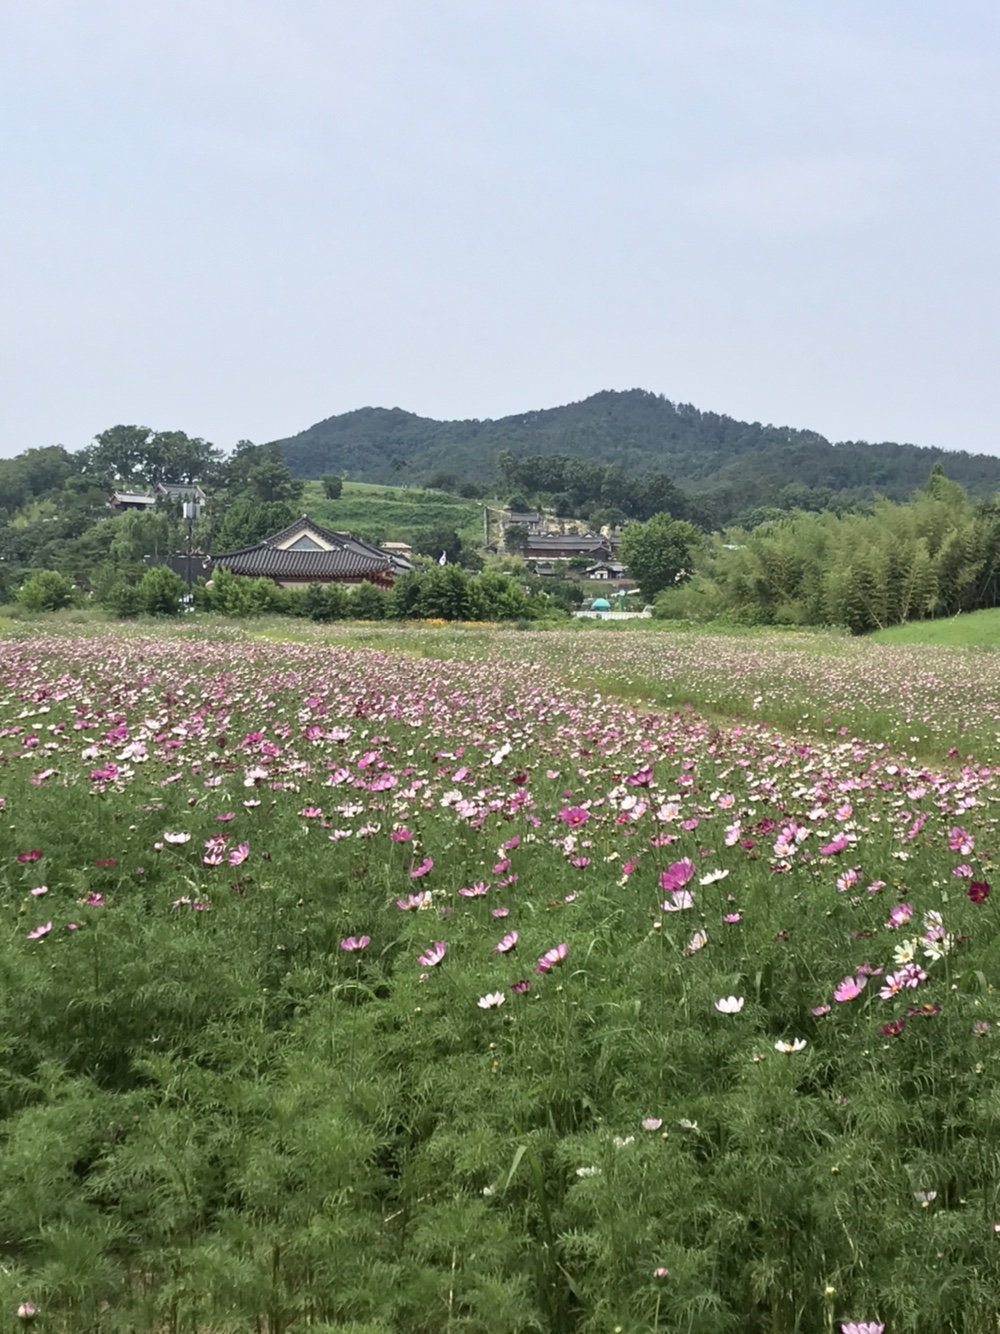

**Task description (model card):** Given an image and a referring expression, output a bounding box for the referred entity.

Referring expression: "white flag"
[438,551,447,566]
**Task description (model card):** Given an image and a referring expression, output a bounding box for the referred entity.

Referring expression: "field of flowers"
[2,624,1000,1334]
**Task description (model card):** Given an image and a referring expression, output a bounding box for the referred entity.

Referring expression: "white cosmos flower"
[714,995,745,1014]
[477,991,505,1009]
[699,869,730,885]
[774,1038,808,1054]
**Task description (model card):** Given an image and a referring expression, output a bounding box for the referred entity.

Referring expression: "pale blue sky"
[1,0,998,458]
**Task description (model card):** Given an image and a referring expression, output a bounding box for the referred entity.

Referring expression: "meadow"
[2,621,1000,1334]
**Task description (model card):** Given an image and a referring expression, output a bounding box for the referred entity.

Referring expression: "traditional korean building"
[211,515,400,588]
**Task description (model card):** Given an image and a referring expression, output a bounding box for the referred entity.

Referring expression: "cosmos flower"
[714,996,744,1014]
[340,935,370,952]
[26,922,52,940]
[494,931,519,954]
[536,943,568,974]
[417,941,447,967]
[774,1038,807,1053]
[833,975,866,1003]
[478,991,505,1009]
[662,889,695,912]
[684,929,708,955]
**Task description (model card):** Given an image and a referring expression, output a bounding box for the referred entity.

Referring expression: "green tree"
[413,527,464,564]
[349,580,389,619]
[322,474,343,500]
[503,524,530,556]
[17,570,78,612]
[214,501,296,553]
[137,566,185,616]
[619,514,700,602]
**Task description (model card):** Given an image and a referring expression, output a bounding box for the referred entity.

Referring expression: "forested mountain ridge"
[271,389,1000,520]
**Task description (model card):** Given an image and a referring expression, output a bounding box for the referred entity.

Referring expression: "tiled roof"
[524,534,611,552]
[212,516,393,581]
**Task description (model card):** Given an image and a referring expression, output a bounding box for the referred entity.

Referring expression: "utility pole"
[183,500,201,601]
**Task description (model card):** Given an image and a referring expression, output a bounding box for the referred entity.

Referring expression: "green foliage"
[17,570,79,612]
[411,527,464,564]
[270,389,1000,523]
[503,523,530,555]
[349,580,389,620]
[136,566,185,616]
[321,473,343,499]
[84,424,221,486]
[694,477,1000,633]
[620,513,700,602]
[214,500,297,553]
[204,567,287,618]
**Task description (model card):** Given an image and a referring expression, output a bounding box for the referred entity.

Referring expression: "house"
[585,560,627,581]
[155,482,208,506]
[211,515,396,588]
[523,533,613,563]
[502,509,545,533]
[110,491,157,512]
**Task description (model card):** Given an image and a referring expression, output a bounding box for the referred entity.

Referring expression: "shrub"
[137,566,185,616]
[17,570,78,612]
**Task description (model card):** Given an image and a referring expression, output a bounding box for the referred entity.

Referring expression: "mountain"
[270,389,1000,518]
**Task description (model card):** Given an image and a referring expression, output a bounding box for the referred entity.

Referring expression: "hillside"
[271,389,1000,518]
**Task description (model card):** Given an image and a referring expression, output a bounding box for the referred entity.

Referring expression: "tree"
[322,474,343,500]
[619,514,700,602]
[503,524,530,556]
[137,566,185,616]
[17,570,78,612]
[413,528,464,564]
[214,501,296,553]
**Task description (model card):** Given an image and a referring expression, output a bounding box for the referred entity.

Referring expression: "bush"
[137,566,185,616]
[17,570,79,612]
[104,580,142,619]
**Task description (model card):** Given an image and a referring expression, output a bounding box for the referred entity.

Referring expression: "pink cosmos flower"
[410,857,433,878]
[969,880,991,904]
[298,806,323,818]
[812,1004,832,1016]
[16,850,42,863]
[723,912,741,923]
[494,931,519,954]
[27,922,52,940]
[163,831,191,844]
[340,935,370,952]
[17,1303,37,1320]
[840,1323,884,1334]
[880,1017,906,1037]
[659,859,695,892]
[396,891,432,911]
[559,806,589,827]
[417,941,447,967]
[886,903,913,929]
[228,842,249,866]
[30,885,48,897]
[459,882,489,897]
[642,1117,663,1130]
[652,1267,670,1279]
[536,942,568,974]
[491,906,510,917]
[511,979,531,994]
[819,834,849,855]
[833,975,867,1003]
[390,827,413,842]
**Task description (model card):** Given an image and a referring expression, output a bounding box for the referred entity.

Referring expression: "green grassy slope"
[868,607,1000,647]
[300,480,489,546]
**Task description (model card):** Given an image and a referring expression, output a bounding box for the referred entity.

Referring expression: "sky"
[1,0,999,459]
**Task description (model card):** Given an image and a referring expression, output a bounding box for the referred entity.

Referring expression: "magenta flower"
[396,891,432,910]
[459,882,489,897]
[511,979,531,994]
[494,930,519,954]
[812,1004,832,1016]
[880,1017,906,1037]
[390,827,413,842]
[16,850,42,863]
[228,842,249,866]
[833,975,866,1003]
[969,880,991,904]
[410,856,433,878]
[840,1323,884,1334]
[26,922,52,940]
[417,941,447,967]
[723,911,741,923]
[886,903,913,929]
[536,942,568,974]
[819,834,849,855]
[559,805,589,827]
[340,935,370,952]
[659,859,695,892]
[298,806,323,819]
[491,906,510,918]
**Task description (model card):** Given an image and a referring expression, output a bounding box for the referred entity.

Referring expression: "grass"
[869,607,1000,647]
[3,623,1000,1332]
[301,479,490,545]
